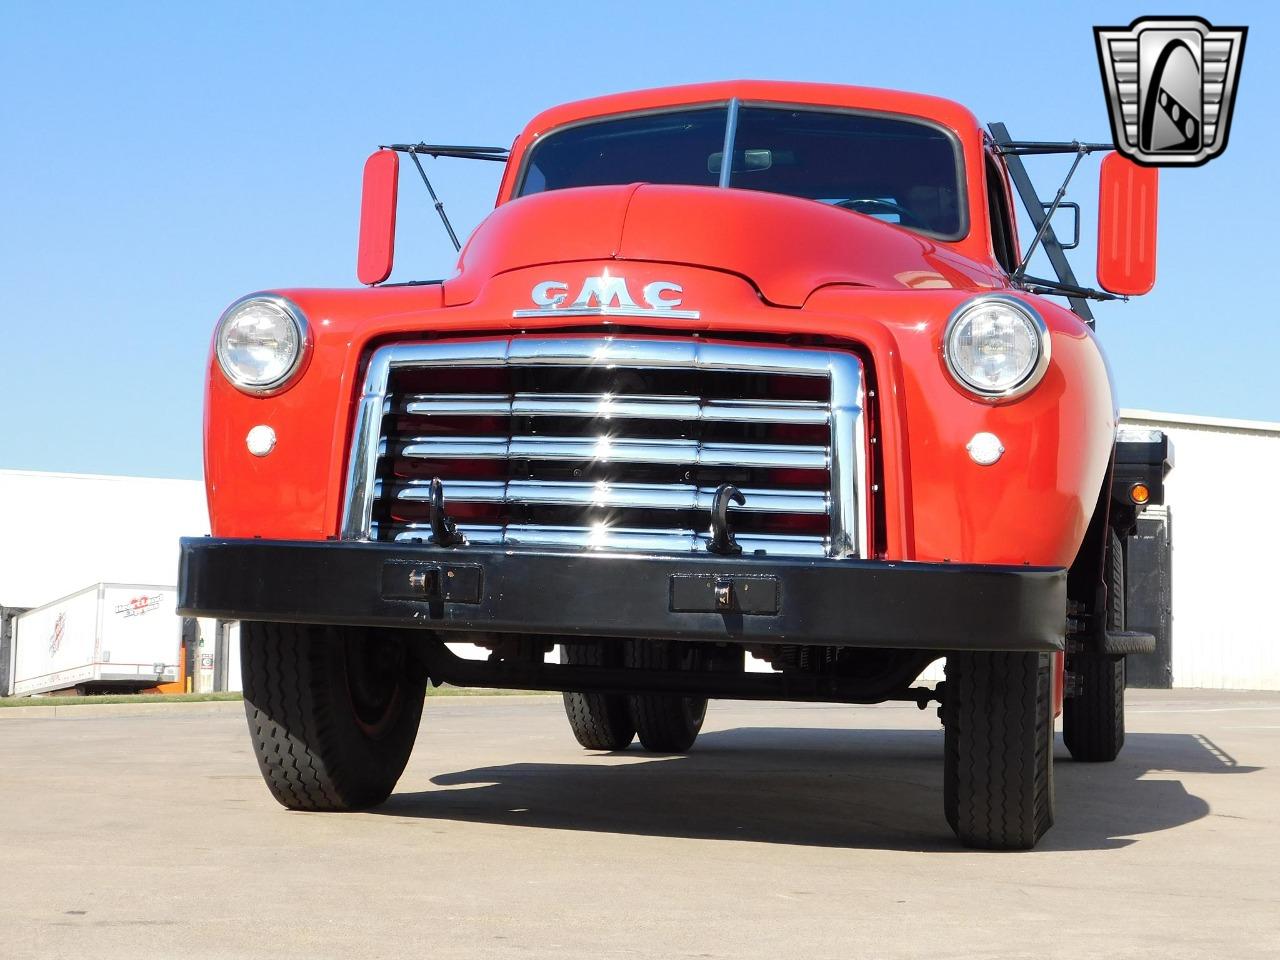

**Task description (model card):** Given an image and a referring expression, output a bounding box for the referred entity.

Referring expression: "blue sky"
[0,1,1270,479]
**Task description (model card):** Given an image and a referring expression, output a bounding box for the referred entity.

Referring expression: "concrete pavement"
[1,689,1277,959]
[0,698,245,720]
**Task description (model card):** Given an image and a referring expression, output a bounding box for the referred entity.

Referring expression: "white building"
[0,470,215,696]
[2,408,1278,691]
[0,469,209,610]
[1119,409,1280,690]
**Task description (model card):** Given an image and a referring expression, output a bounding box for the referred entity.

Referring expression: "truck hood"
[444,183,1002,309]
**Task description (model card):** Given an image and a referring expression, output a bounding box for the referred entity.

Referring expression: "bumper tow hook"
[428,477,466,547]
[707,483,746,556]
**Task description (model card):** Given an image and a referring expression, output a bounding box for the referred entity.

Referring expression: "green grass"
[0,686,552,707]
[428,686,554,697]
[0,691,243,708]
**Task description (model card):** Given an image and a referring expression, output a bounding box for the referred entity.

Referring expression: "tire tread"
[626,640,707,753]
[944,651,1054,850]
[241,622,424,811]
[561,643,635,751]
[1063,529,1127,762]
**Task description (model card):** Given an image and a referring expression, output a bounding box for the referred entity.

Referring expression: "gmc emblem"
[512,275,700,320]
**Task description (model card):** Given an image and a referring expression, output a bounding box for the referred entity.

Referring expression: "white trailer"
[7,583,181,697]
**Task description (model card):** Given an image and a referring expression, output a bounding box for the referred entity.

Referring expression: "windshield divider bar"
[718,98,740,189]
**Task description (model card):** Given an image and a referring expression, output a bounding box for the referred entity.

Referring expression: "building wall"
[1121,410,1280,690]
[0,470,209,610]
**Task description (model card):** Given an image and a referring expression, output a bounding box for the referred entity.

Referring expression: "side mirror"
[357,149,399,286]
[1097,153,1158,296]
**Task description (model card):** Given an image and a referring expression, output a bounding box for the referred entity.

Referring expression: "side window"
[985,154,1019,274]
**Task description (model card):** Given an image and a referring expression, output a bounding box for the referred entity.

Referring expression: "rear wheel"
[1064,529,1127,762]
[561,642,635,751]
[240,622,426,811]
[626,640,707,753]
[943,651,1055,850]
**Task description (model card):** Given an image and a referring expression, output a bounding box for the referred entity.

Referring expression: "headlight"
[943,295,1049,400]
[214,295,309,395]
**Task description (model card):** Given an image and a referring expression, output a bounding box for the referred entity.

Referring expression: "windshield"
[518,104,966,239]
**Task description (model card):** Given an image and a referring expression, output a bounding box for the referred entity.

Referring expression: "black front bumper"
[177,538,1066,653]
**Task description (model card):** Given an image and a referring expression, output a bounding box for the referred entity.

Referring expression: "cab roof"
[517,80,985,147]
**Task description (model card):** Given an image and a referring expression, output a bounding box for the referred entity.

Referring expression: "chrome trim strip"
[503,337,836,374]
[339,355,393,541]
[342,337,866,556]
[402,393,830,424]
[398,394,512,416]
[398,435,829,470]
[514,394,701,420]
[698,398,831,424]
[829,352,863,557]
[400,437,513,459]
[390,479,830,514]
[511,305,701,320]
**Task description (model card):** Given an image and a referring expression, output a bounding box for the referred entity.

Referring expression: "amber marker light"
[1130,482,1151,505]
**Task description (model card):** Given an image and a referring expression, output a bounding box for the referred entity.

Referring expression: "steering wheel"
[834,198,929,230]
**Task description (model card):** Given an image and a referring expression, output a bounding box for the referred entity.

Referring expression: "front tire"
[943,651,1055,850]
[240,622,426,811]
[626,640,707,753]
[1064,529,1127,762]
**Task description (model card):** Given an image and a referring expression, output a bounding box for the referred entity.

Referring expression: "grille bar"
[378,522,830,557]
[385,479,830,514]
[401,393,831,424]
[341,337,866,558]
[398,435,830,470]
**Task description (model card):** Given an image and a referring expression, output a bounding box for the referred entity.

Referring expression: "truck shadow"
[378,726,1259,852]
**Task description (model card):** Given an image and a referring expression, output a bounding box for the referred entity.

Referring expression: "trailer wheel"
[943,651,1055,850]
[560,642,635,751]
[240,622,426,811]
[1064,529,1127,762]
[626,639,707,753]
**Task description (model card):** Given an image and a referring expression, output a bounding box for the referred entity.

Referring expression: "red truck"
[178,81,1171,849]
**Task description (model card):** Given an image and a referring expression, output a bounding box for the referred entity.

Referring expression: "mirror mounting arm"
[1021,275,1125,303]
[989,122,1097,325]
[1011,145,1087,286]
[382,142,512,255]
[406,151,461,253]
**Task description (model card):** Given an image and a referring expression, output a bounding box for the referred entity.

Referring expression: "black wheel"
[943,651,1055,850]
[625,639,707,753]
[240,622,426,811]
[1064,529,1127,762]
[560,642,635,751]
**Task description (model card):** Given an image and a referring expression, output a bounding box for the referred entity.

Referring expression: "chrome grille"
[341,337,866,558]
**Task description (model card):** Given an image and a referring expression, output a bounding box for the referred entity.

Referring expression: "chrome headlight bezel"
[942,294,1050,402]
[214,293,311,396]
